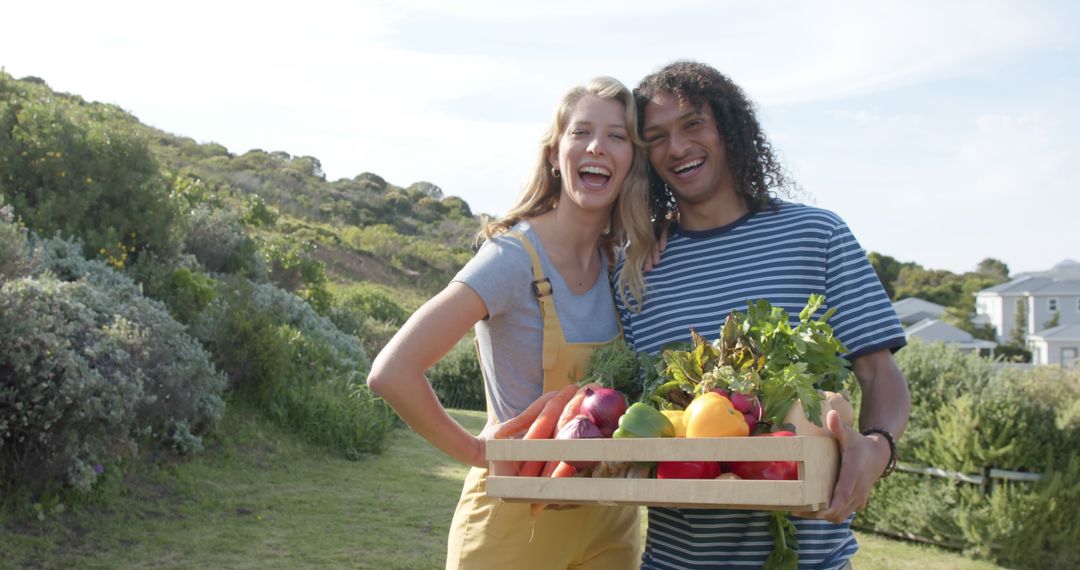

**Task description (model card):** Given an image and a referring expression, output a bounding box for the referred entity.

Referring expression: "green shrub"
[34,237,227,452]
[337,282,409,326]
[857,469,965,544]
[258,234,332,315]
[327,302,398,357]
[192,278,394,456]
[0,277,143,492]
[428,340,485,411]
[994,344,1032,363]
[0,198,32,281]
[195,284,296,406]
[858,341,1080,568]
[893,339,997,464]
[129,254,218,325]
[957,456,1080,568]
[183,205,263,278]
[0,234,225,493]
[269,368,396,458]
[896,341,1076,473]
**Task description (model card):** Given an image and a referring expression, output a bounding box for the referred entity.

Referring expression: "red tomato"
[723,431,799,481]
[656,461,722,479]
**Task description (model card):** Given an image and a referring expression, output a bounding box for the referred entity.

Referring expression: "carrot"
[492,389,561,440]
[517,385,578,477]
[556,382,600,431]
[530,461,578,517]
[538,459,561,478]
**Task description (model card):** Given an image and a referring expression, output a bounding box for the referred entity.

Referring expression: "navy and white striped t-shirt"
[614,201,906,569]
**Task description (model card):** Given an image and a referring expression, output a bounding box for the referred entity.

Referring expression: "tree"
[894,264,964,306]
[942,306,996,341]
[867,251,901,299]
[407,181,443,200]
[1010,298,1028,347]
[0,72,174,263]
[1044,311,1060,330]
[976,257,1010,281]
[441,196,473,218]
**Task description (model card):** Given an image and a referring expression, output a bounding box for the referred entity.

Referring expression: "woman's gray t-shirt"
[451,221,619,422]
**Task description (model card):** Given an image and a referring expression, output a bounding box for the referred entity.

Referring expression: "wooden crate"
[486,436,838,511]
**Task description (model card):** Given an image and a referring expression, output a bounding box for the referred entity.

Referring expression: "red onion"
[729,392,754,414]
[556,415,603,469]
[580,387,628,437]
[743,412,758,433]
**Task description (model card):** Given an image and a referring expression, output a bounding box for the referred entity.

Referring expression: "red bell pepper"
[723,431,799,481]
[657,460,722,479]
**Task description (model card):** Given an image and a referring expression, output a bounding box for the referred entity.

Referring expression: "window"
[1048,298,1058,312]
[1076,298,1080,313]
[1063,347,1079,367]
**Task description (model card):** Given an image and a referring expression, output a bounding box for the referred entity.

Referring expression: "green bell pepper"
[612,403,676,438]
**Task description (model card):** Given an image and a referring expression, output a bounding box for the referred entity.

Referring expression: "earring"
[551,167,561,178]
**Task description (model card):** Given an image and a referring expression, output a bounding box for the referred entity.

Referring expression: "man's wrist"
[860,427,897,478]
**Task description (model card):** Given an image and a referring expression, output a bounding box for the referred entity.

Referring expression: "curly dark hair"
[635,61,794,222]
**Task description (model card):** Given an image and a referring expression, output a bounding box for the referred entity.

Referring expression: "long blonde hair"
[480,76,654,310]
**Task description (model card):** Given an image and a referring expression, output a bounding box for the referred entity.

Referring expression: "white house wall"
[1034,294,1080,329]
[989,296,1004,340]
[1029,338,1080,366]
[1031,340,1050,365]
[1002,294,1021,341]
[976,281,1080,346]
[1027,296,1038,338]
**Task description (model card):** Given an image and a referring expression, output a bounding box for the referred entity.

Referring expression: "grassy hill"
[141,122,481,298]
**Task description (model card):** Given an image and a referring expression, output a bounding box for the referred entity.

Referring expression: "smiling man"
[614,61,912,569]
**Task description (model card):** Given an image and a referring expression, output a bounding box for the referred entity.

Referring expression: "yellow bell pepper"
[684,392,749,438]
[660,410,687,437]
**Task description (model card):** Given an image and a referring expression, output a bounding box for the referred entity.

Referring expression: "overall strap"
[606,258,625,338]
[505,231,562,371]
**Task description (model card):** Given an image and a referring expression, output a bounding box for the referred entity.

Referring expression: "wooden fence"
[895,461,1042,494]
[854,461,1045,550]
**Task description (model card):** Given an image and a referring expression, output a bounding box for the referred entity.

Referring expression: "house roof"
[1031,280,1080,295]
[1029,323,1080,342]
[893,297,946,315]
[892,297,947,325]
[978,276,1055,295]
[904,319,997,349]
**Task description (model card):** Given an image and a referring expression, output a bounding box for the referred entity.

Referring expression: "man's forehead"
[648,90,688,108]
[645,91,703,123]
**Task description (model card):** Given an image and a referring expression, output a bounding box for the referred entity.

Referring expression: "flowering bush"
[0,229,226,492]
[0,277,143,491]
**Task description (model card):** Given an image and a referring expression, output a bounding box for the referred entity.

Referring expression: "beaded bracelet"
[861,427,897,478]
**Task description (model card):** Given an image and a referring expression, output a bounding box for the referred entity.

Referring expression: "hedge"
[857,341,1080,568]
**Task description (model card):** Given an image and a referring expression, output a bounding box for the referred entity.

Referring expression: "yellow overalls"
[446,232,641,570]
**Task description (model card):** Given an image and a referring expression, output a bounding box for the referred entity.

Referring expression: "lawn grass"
[0,408,1005,569]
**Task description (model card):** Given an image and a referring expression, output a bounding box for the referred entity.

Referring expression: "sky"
[2,0,1077,275]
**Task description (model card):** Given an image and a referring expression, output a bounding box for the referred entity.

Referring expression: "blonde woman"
[367,77,654,569]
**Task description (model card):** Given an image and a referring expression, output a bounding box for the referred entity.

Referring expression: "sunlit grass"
[0,408,1005,569]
